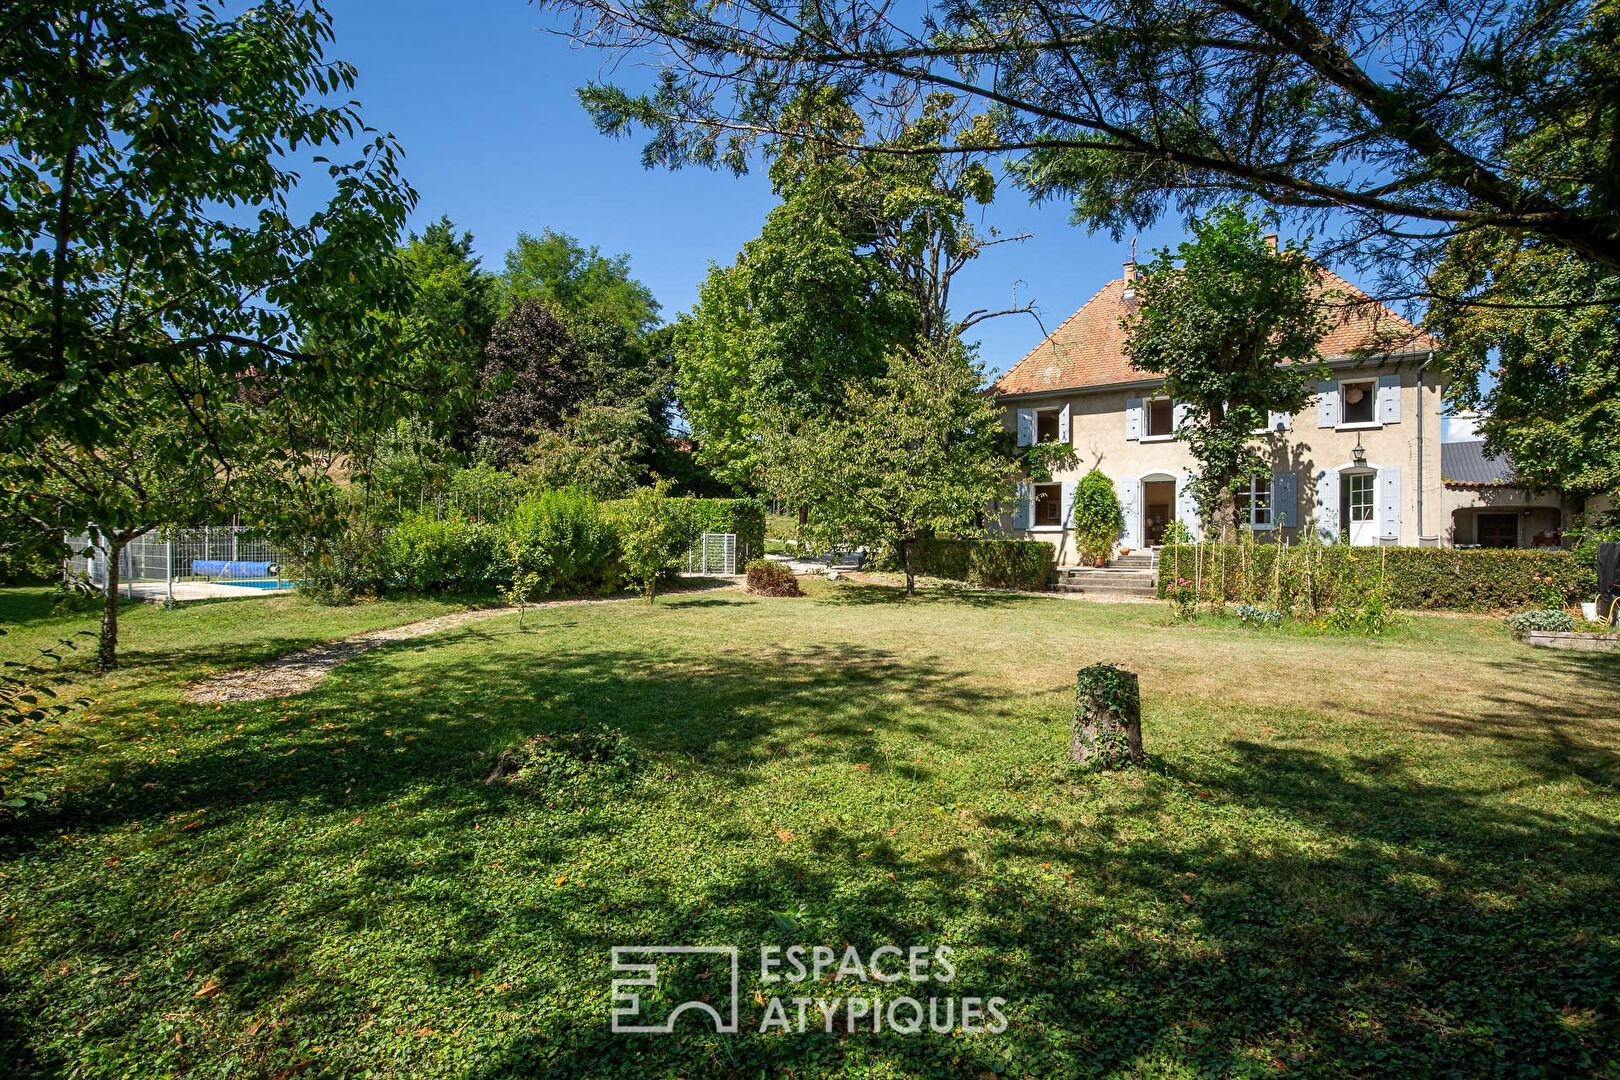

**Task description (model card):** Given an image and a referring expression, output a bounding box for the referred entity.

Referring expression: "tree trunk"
[98,537,123,671]
[900,540,916,597]
[1069,664,1144,768]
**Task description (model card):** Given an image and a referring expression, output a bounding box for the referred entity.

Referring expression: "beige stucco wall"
[999,357,1488,560]
[1435,485,1567,547]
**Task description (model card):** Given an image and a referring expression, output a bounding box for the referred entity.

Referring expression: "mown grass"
[1,582,1617,1078]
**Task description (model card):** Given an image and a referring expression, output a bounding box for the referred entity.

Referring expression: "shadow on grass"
[819,582,1052,608]
[4,610,1619,1078]
[462,731,1620,1079]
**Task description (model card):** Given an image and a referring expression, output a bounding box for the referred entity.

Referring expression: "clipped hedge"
[1157,543,1598,613]
[685,498,766,562]
[911,538,1056,590]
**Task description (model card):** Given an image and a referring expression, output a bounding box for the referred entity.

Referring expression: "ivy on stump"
[1070,664,1145,769]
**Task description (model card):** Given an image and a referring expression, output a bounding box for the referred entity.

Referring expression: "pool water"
[218,579,302,590]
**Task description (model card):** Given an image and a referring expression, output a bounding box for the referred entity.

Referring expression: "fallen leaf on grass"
[851,763,871,771]
[775,830,794,843]
[194,978,223,998]
[555,875,568,887]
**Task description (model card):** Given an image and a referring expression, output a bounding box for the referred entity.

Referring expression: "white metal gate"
[686,532,738,576]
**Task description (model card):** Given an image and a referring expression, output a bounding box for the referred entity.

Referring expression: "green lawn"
[1,584,1617,1078]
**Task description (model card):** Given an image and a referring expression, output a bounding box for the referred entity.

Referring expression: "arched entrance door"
[1141,473,1178,546]
[1340,469,1378,546]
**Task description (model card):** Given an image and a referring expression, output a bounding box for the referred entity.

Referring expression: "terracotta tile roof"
[994,263,1440,397]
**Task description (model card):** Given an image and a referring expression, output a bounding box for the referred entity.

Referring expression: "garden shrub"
[387,511,502,593]
[1504,609,1576,635]
[292,523,392,605]
[604,481,696,601]
[504,489,622,598]
[911,538,1056,590]
[745,559,803,597]
[1160,519,1194,546]
[1158,543,1598,613]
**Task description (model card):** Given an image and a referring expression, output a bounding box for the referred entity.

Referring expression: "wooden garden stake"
[1070,664,1145,769]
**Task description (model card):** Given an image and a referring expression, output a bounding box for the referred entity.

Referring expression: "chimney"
[1262,233,1278,252]
[1122,260,1137,301]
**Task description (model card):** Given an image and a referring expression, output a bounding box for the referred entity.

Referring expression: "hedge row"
[911,538,1056,590]
[294,489,737,602]
[1157,543,1598,613]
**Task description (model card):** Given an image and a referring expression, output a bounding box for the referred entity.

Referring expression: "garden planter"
[1524,630,1619,652]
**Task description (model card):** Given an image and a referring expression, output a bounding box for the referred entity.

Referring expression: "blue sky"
[329,0,1475,441]
[328,0,1191,378]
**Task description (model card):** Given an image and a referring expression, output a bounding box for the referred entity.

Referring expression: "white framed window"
[1347,472,1375,524]
[1144,397,1175,439]
[1035,408,1060,443]
[1237,476,1273,530]
[1339,379,1377,426]
[1032,483,1063,527]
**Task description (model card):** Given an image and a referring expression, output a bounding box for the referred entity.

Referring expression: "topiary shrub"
[1504,609,1576,635]
[911,538,1056,590]
[745,559,803,596]
[1073,469,1124,566]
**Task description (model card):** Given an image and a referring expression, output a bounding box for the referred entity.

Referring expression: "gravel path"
[184,606,518,704]
[182,581,745,704]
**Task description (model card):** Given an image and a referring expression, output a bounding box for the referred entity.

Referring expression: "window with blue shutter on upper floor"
[1339,379,1377,425]
[1144,397,1175,439]
[1035,408,1060,443]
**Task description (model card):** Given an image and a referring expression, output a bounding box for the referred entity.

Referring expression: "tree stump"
[1070,664,1144,768]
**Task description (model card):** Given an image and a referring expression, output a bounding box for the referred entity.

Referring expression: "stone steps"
[1050,566,1159,598]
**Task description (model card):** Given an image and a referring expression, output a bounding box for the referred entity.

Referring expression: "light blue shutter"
[1016,409,1035,447]
[1377,374,1401,423]
[1125,397,1143,441]
[1058,402,1070,444]
[1119,475,1140,548]
[1272,471,1298,528]
[1377,465,1402,541]
[1268,409,1292,432]
[1317,380,1339,428]
[1175,474,1200,540]
[1315,468,1340,542]
[1060,479,1077,526]
[1010,482,1031,530]
[1173,401,1192,432]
